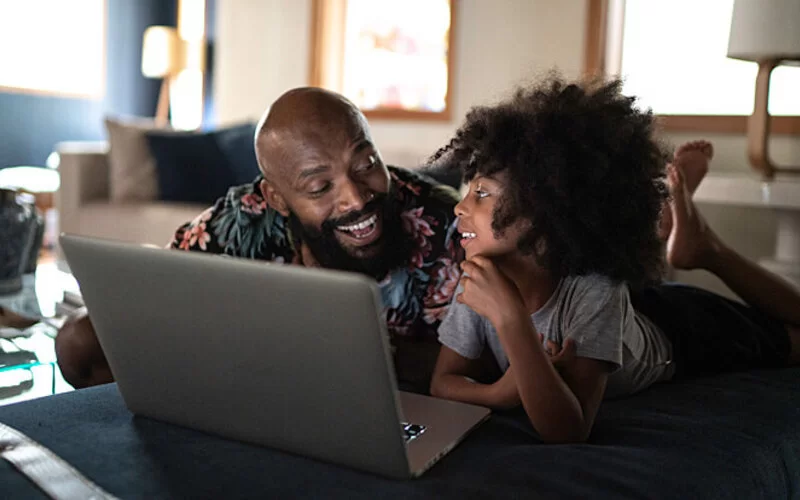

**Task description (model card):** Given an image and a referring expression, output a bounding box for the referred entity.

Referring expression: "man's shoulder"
[170,176,293,259]
[388,165,461,209]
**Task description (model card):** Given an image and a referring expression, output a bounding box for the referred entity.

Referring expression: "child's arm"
[460,257,613,443]
[430,346,520,409]
[495,311,613,443]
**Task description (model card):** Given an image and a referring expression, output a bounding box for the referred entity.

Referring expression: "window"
[310,0,454,120]
[585,0,800,134]
[0,0,105,98]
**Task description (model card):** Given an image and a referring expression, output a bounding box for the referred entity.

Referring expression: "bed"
[1,366,798,499]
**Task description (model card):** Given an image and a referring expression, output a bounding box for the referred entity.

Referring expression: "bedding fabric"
[1,368,798,499]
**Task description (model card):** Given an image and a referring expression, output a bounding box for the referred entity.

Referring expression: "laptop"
[59,234,490,479]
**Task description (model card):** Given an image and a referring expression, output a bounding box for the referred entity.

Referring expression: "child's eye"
[359,155,377,172]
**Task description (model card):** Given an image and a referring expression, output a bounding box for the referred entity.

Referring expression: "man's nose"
[337,179,369,213]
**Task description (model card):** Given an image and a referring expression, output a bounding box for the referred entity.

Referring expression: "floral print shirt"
[169,167,463,338]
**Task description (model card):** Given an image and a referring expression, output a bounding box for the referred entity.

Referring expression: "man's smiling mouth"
[336,213,380,242]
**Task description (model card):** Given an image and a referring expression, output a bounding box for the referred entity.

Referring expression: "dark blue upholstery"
[1,368,799,499]
[146,123,259,204]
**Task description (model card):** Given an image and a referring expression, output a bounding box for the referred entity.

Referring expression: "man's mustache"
[323,194,386,229]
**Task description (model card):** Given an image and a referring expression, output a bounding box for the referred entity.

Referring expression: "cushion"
[145,123,260,205]
[104,117,166,202]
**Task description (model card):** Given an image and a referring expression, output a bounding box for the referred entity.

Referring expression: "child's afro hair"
[429,75,671,288]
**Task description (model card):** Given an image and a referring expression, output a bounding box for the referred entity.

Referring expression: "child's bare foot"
[665,164,722,270]
[673,140,713,193]
[657,140,714,240]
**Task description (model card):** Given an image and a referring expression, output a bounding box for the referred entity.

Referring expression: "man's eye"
[309,182,332,196]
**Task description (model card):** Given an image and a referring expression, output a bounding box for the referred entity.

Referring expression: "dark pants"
[630,283,791,379]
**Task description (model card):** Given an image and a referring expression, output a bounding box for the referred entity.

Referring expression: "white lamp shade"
[141,26,179,78]
[728,0,800,62]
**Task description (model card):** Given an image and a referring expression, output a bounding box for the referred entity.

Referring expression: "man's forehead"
[263,127,374,182]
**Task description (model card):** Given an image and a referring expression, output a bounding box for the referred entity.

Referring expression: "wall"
[0,0,177,168]
[214,0,800,296]
[214,0,587,165]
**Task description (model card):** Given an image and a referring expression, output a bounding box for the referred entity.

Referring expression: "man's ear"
[259,179,290,217]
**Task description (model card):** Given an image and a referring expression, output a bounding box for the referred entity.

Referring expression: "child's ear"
[260,179,290,217]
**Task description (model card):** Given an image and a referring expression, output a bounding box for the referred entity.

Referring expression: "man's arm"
[54,308,113,388]
[56,206,219,388]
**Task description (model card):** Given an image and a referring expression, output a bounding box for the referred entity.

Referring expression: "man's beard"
[287,189,413,280]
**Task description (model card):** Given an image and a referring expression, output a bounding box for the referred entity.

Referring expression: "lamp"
[141,26,181,126]
[727,0,800,179]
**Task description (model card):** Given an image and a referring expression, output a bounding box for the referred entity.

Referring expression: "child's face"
[454,173,526,260]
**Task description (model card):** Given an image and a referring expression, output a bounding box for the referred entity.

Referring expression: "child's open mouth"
[460,231,476,248]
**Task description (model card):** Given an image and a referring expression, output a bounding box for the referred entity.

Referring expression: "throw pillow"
[212,123,261,186]
[145,123,260,204]
[104,117,166,202]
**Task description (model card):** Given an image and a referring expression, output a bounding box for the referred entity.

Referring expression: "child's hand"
[538,334,578,377]
[458,257,526,327]
[539,334,578,366]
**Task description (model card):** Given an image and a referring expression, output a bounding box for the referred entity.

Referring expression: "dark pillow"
[145,123,260,204]
[213,123,260,185]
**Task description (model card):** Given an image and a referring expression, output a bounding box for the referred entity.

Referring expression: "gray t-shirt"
[438,274,675,399]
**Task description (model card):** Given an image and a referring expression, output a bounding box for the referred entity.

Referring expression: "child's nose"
[454,199,467,217]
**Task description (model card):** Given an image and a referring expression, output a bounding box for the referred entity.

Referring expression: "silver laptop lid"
[60,234,411,477]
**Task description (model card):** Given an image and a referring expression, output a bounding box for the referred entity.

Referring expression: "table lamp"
[727,0,800,180]
[141,26,180,126]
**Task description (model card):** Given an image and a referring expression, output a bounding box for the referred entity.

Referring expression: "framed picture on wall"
[310,0,455,121]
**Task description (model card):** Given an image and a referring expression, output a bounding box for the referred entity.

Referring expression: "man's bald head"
[254,87,373,182]
[252,87,397,278]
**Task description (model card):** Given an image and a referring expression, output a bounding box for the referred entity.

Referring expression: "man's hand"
[55,308,113,388]
[457,257,526,327]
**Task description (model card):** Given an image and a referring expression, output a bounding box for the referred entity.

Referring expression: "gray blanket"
[1,367,798,499]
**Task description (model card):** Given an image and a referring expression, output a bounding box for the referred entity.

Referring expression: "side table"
[0,166,60,248]
[0,263,78,406]
[694,172,800,288]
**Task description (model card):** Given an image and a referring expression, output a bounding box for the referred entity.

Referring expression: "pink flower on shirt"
[177,208,213,250]
[188,223,211,250]
[240,192,267,215]
[423,258,461,323]
[401,207,436,268]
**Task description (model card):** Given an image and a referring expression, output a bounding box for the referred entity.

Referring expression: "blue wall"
[203,0,217,129]
[0,0,177,168]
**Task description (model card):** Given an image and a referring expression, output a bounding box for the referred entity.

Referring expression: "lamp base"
[748,60,800,180]
[155,78,170,127]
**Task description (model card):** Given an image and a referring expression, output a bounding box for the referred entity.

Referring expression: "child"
[429,77,800,444]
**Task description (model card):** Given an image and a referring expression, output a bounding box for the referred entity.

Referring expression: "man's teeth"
[461,232,476,239]
[337,214,378,232]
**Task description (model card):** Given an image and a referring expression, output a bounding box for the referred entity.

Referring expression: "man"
[56,88,465,391]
